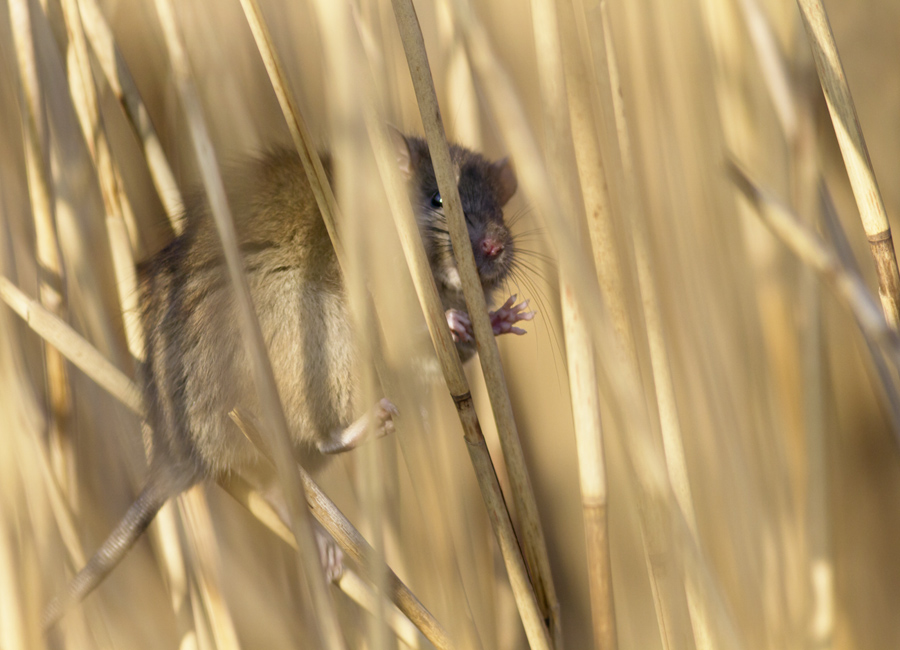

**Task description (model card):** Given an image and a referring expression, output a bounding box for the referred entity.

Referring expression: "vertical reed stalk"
[529,0,616,647]
[76,0,184,231]
[8,0,74,504]
[562,283,618,650]
[391,1,560,646]
[55,0,144,360]
[796,0,900,329]
[151,1,346,648]
[597,6,705,647]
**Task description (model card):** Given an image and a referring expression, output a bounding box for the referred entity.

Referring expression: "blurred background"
[1,0,899,648]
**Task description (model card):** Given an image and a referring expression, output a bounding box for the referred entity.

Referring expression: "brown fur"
[44,135,517,627]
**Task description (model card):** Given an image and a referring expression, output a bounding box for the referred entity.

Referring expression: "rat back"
[139,149,357,479]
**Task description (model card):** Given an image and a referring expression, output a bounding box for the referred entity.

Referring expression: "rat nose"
[481,237,505,259]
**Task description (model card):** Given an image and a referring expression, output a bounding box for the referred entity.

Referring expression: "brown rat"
[43,132,532,627]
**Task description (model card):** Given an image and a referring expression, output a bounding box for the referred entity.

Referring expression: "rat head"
[392,131,518,297]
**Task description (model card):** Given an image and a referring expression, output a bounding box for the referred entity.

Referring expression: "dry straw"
[726,160,900,376]
[391,0,557,647]
[0,273,438,648]
[150,0,346,648]
[795,0,900,330]
[6,0,900,647]
[7,0,74,512]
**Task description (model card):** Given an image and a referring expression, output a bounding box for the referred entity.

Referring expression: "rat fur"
[43,132,521,627]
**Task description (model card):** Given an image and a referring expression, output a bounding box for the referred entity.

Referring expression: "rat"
[42,131,534,628]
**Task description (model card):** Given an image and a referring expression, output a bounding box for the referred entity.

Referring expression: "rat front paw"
[446,308,474,343]
[490,294,535,336]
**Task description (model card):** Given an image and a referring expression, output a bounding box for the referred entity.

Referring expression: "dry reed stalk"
[54,0,144,360]
[178,488,241,650]
[227,410,456,650]
[8,0,75,506]
[0,271,440,646]
[447,1,737,647]
[151,1,345,647]
[76,0,184,231]
[528,0,616,647]
[219,476,423,649]
[237,0,343,259]
[597,1,698,541]
[0,276,142,415]
[819,182,900,433]
[391,2,558,647]
[596,6,706,647]
[726,159,900,370]
[561,284,617,650]
[361,116,487,650]
[297,4,391,647]
[562,0,635,355]
[796,0,900,330]
[737,4,837,642]
[390,2,556,648]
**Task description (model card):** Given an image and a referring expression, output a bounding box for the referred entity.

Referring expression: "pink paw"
[373,398,398,437]
[490,295,535,336]
[315,522,344,583]
[446,308,474,343]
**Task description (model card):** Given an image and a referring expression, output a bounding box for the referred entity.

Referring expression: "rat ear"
[493,157,518,206]
[389,126,415,179]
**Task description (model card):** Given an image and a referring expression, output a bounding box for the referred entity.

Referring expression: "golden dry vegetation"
[1,0,900,648]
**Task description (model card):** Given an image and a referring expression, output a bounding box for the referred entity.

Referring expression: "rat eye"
[430,192,443,208]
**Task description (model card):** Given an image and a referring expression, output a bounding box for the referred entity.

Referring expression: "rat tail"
[42,478,174,630]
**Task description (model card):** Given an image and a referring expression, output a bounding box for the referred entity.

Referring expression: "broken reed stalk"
[390,2,559,647]
[0,274,440,646]
[796,0,900,329]
[529,0,616,647]
[151,1,346,648]
[8,0,75,505]
[228,410,455,650]
[55,0,145,360]
[726,159,900,372]
[76,0,184,230]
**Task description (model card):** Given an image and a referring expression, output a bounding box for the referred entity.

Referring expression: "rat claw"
[446,308,474,342]
[379,398,399,417]
[511,327,527,335]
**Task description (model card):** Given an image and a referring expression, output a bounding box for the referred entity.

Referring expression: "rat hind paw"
[314,521,344,583]
[317,399,398,454]
[490,294,535,336]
